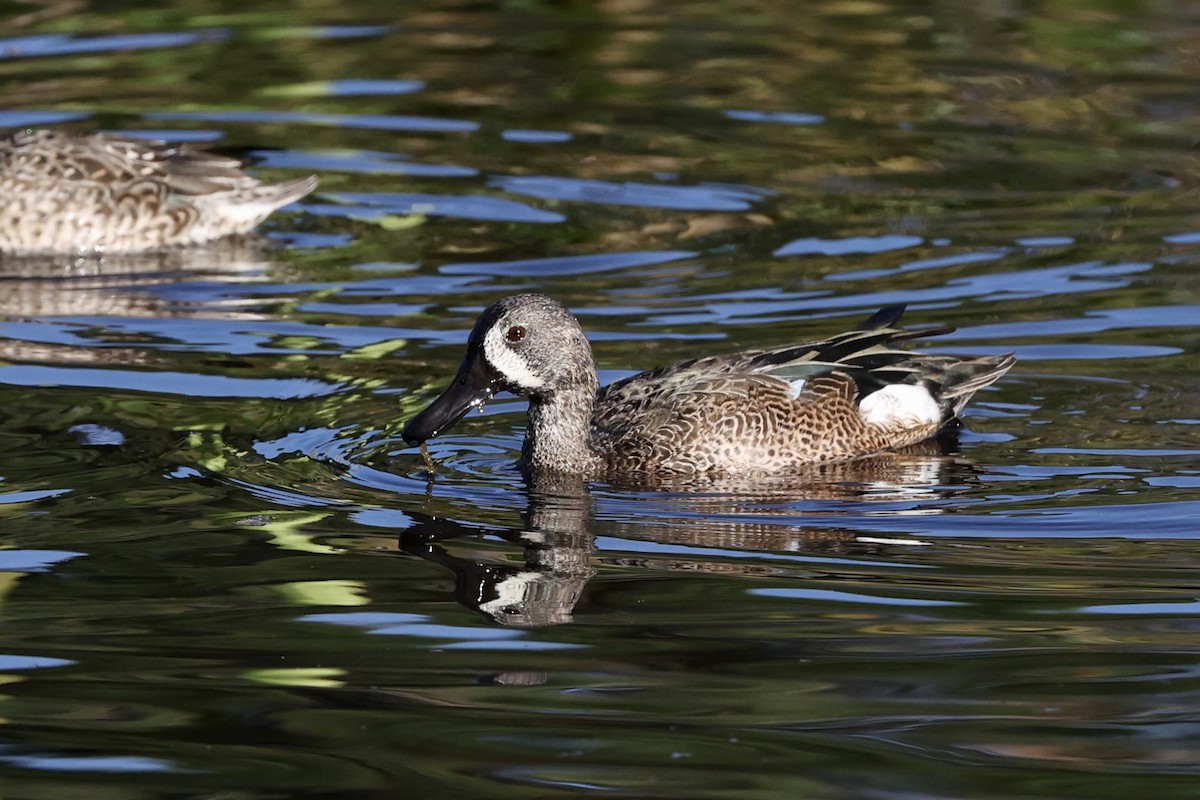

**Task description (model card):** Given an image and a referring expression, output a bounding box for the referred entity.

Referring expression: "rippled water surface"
[1,1,1199,797]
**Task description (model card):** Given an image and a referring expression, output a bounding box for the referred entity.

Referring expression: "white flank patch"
[859,384,940,427]
[786,378,807,399]
[483,327,545,391]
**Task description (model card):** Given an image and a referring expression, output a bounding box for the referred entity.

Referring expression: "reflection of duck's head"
[402,294,1014,480]
[399,515,593,628]
[476,564,590,628]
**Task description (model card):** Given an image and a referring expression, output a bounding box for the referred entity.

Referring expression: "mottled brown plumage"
[0,129,317,254]
[402,294,1015,477]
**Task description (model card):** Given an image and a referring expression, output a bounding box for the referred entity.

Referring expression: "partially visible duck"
[0,128,317,254]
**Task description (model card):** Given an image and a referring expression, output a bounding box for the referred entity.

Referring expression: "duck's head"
[401,294,593,446]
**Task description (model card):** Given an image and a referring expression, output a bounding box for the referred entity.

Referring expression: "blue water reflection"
[0,30,226,59]
[492,176,772,211]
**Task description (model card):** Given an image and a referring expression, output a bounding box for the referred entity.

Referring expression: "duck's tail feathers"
[254,175,320,211]
[919,353,1017,423]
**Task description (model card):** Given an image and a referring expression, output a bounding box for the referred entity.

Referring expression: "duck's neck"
[520,371,602,475]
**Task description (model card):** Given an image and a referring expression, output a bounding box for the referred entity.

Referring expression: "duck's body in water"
[403,294,1015,478]
[0,128,317,255]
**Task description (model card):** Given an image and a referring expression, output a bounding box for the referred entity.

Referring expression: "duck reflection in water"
[399,431,978,627]
[400,495,594,629]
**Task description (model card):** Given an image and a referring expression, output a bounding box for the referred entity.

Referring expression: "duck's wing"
[600,306,948,407]
[596,305,1014,439]
[750,323,954,398]
[594,361,921,472]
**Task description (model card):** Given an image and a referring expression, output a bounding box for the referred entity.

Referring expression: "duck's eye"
[505,325,527,343]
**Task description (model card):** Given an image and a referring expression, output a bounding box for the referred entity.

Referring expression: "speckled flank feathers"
[402,294,1016,477]
[0,129,317,255]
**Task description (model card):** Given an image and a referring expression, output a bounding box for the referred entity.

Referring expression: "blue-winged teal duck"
[402,294,1015,476]
[0,129,317,255]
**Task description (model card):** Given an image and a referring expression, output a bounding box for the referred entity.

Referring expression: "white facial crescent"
[482,325,545,392]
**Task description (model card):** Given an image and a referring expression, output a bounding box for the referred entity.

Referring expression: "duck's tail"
[914,353,1017,423]
[193,175,319,235]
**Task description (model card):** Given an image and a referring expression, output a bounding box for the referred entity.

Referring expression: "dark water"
[1,1,1199,797]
